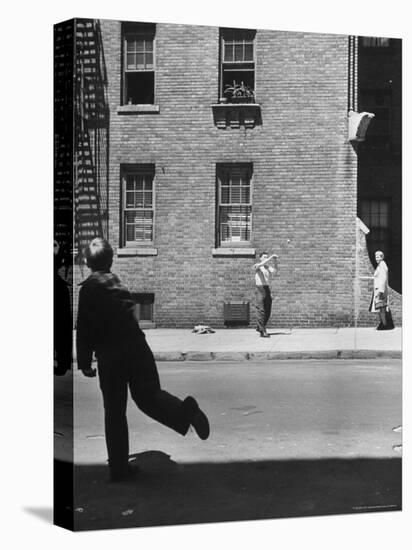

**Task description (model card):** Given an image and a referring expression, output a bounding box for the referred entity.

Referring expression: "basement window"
[130,292,155,328]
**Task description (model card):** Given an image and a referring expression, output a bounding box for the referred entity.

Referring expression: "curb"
[152,350,402,361]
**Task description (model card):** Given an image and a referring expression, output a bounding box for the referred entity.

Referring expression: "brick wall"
[75,21,359,328]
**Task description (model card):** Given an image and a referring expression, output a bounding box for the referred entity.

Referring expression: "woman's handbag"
[375,296,385,309]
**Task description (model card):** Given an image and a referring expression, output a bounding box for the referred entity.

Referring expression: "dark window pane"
[244,43,253,60]
[126,192,135,207]
[136,53,144,68]
[125,72,154,104]
[224,43,233,62]
[127,54,135,70]
[234,43,244,61]
[144,192,153,207]
[231,187,241,203]
[126,224,135,241]
[140,302,153,320]
[221,186,230,203]
[241,187,250,203]
[126,39,135,53]
[135,192,144,207]
[146,52,153,67]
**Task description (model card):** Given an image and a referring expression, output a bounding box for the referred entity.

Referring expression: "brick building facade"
[54,19,402,328]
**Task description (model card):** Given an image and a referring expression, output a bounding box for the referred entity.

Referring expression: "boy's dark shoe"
[184,396,210,440]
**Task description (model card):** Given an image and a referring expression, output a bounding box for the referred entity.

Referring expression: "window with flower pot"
[220,28,256,103]
[122,23,155,105]
[216,163,253,247]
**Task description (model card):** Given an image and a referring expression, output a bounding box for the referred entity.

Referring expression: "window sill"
[212,247,256,257]
[117,104,160,114]
[211,103,261,129]
[139,321,157,329]
[117,247,158,257]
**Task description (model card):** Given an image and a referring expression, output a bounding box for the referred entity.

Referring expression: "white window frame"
[122,24,156,105]
[216,163,253,247]
[122,166,155,247]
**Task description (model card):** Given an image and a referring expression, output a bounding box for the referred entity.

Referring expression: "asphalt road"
[54,359,402,531]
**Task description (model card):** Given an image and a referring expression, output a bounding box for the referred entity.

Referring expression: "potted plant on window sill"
[222,82,255,104]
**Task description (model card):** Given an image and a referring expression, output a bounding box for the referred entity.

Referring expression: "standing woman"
[369,250,390,330]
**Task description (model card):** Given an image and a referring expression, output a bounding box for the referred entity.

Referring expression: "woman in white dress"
[369,250,390,330]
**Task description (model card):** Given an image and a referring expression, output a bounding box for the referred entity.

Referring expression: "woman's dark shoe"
[184,396,210,440]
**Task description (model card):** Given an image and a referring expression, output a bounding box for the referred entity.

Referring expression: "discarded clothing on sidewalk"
[192,324,215,334]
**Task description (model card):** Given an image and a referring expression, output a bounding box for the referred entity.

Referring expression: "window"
[216,164,252,246]
[122,165,155,246]
[359,89,392,146]
[220,28,256,103]
[123,23,155,105]
[130,293,155,327]
[360,199,391,259]
[360,36,391,48]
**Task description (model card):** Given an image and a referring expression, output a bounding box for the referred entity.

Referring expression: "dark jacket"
[76,271,144,370]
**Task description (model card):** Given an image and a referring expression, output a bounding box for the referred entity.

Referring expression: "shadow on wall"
[54,451,402,531]
[356,218,402,327]
[74,19,110,260]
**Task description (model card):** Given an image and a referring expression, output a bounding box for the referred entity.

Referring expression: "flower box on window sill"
[211,103,261,129]
[117,247,158,257]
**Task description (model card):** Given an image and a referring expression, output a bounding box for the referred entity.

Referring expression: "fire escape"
[73,19,109,260]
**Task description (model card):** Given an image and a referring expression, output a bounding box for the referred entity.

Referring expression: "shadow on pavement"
[60,451,402,531]
[23,507,53,524]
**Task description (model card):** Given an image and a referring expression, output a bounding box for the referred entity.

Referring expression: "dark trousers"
[97,335,191,475]
[255,285,272,332]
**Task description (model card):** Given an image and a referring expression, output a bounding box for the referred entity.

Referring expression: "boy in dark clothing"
[77,238,210,482]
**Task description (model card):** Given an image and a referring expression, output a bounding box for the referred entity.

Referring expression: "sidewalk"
[143,327,402,361]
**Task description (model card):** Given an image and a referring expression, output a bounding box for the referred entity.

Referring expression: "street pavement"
[54,358,402,530]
